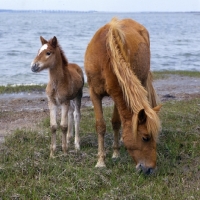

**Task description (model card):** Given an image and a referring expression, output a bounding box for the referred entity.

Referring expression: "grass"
[152,70,200,80]
[0,84,46,94]
[0,99,200,199]
[0,71,199,94]
[0,83,89,94]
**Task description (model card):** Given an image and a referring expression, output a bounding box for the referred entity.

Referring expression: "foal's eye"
[46,52,51,56]
[142,136,150,142]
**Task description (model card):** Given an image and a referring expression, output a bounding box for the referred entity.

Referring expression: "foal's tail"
[106,17,161,139]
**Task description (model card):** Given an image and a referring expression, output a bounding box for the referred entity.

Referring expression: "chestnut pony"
[31,36,84,157]
[84,18,161,174]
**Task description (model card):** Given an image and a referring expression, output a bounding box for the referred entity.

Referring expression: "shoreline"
[0,74,200,144]
[1,74,199,101]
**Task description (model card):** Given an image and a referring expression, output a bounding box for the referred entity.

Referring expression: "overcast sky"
[0,0,200,12]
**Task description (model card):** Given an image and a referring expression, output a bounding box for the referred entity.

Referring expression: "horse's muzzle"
[31,63,40,72]
[136,163,156,175]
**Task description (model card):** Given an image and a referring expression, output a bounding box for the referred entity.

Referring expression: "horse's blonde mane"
[106,17,161,140]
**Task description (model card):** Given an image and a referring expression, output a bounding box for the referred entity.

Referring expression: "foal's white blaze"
[38,44,48,55]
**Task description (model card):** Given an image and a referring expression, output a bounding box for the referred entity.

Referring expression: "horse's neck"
[48,63,70,89]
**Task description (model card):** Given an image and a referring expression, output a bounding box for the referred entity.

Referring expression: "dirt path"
[0,75,200,144]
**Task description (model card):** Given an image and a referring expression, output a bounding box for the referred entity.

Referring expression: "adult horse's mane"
[106,18,161,140]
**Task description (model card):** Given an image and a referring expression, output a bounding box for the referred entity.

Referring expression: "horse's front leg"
[111,104,121,159]
[60,101,70,155]
[48,100,58,158]
[90,89,106,167]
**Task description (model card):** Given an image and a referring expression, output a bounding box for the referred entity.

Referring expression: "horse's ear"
[40,36,47,45]
[153,105,162,113]
[138,109,147,124]
[51,36,57,48]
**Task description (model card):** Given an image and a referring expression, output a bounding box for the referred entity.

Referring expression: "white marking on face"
[38,44,48,55]
[30,61,34,67]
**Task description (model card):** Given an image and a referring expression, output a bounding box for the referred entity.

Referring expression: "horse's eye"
[142,136,150,142]
[46,52,51,56]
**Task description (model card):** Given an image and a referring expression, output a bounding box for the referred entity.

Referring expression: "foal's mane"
[106,18,161,140]
[49,38,68,67]
[57,43,68,67]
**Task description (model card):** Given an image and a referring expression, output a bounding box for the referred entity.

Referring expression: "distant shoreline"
[0,9,199,13]
[0,9,98,13]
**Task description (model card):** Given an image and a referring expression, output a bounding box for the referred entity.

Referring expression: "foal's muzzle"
[31,63,40,72]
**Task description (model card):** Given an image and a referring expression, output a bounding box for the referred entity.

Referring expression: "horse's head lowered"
[123,105,161,174]
[31,36,59,72]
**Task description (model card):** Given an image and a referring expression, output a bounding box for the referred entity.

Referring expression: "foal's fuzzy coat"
[31,36,84,157]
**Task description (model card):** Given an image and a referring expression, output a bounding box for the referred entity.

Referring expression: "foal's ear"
[153,104,162,113]
[40,36,48,45]
[138,109,147,124]
[51,36,57,48]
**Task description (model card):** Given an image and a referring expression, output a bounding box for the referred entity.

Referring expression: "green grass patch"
[0,83,89,94]
[0,84,46,94]
[152,70,200,79]
[0,71,199,94]
[0,99,200,199]
[84,82,89,88]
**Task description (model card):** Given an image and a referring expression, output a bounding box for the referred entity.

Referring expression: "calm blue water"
[0,11,200,85]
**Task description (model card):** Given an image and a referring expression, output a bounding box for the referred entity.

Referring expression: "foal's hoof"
[75,143,80,151]
[62,151,68,156]
[112,151,120,159]
[50,154,55,159]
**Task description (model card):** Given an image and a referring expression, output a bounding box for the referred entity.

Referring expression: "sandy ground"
[0,75,200,144]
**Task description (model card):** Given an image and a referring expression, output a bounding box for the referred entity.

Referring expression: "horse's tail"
[106,17,161,139]
[146,71,160,108]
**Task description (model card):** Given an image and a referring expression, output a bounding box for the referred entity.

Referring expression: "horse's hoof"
[95,162,106,168]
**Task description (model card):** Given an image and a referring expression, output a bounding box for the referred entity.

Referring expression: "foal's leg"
[111,104,121,159]
[67,101,74,145]
[73,96,82,151]
[90,89,106,167]
[48,100,57,158]
[60,101,70,155]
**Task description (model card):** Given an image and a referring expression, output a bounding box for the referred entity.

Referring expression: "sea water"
[0,11,199,85]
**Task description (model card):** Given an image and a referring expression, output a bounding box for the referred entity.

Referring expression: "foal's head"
[31,36,67,72]
[124,105,161,175]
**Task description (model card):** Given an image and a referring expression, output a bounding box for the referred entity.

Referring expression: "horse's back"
[85,18,150,93]
[68,63,84,90]
[68,63,84,79]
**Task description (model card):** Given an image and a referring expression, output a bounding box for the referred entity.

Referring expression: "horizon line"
[0,9,199,13]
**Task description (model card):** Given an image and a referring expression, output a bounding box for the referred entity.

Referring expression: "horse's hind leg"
[60,101,70,155]
[73,95,82,151]
[111,104,121,159]
[90,89,106,167]
[67,101,74,145]
[48,100,58,158]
